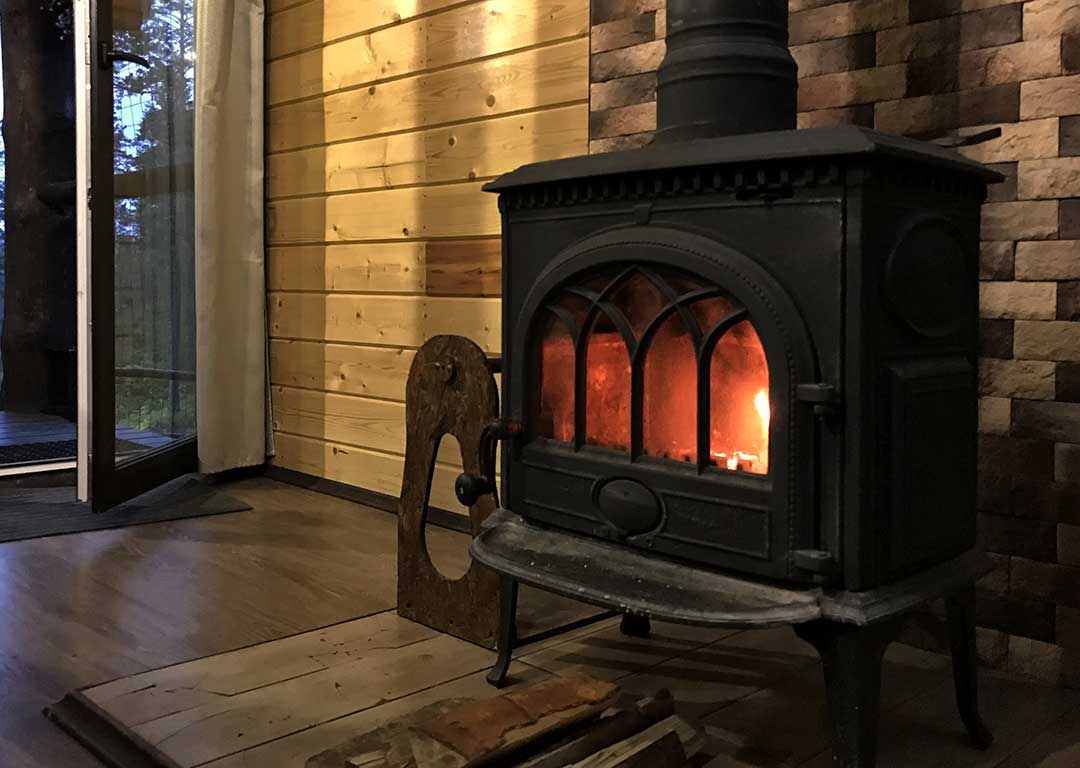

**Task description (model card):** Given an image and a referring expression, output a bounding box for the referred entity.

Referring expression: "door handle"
[99,43,150,69]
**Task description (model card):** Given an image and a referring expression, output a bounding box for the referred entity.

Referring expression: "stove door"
[507,226,823,582]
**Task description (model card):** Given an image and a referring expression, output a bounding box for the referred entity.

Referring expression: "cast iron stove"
[460,1,1002,765]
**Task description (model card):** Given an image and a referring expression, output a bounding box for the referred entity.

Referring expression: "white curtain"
[194,0,269,472]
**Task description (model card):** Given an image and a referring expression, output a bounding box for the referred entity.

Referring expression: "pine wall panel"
[265,0,590,508]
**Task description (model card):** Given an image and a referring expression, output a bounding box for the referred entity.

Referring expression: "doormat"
[0,438,145,466]
[0,474,252,543]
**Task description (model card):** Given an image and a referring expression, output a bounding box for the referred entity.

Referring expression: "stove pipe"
[655,0,798,143]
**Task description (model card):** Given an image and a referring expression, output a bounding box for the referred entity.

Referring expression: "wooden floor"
[2,478,1079,767]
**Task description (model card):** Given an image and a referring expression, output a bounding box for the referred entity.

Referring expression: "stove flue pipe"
[655,0,798,143]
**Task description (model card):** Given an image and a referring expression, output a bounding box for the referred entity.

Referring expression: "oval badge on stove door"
[595,478,663,537]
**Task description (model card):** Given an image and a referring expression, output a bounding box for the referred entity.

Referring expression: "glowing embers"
[710,321,770,475]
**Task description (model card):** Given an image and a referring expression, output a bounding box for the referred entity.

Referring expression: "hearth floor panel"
[60,600,1079,768]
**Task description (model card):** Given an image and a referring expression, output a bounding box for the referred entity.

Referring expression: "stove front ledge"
[471,511,991,629]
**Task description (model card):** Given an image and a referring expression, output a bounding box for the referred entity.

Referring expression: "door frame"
[76,0,93,501]
[78,0,197,508]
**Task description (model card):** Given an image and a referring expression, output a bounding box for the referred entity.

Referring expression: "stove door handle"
[455,418,522,509]
[797,383,842,422]
[455,473,494,508]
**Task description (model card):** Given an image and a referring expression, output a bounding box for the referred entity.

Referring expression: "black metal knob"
[455,473,493,507]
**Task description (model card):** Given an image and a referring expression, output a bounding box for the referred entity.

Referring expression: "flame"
[755,389,770,474]
[755,390,770,429]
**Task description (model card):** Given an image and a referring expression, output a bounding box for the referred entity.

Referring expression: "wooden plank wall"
[265,0,591,510]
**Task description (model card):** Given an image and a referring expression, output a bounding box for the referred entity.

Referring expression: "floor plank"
[83,612,440,726]
[0,477,469,766]
[4,475,1080,768]
[852,671,1080,768]
[206,663,552,768]
[996,705,1080,767]
[133,631,493,765]
[518,619,737,683]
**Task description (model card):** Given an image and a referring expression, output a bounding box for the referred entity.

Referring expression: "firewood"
[306,699,471,768]
[567,715,705,768]
[515,690,676,768]
[345,754,386,767]
[411,676,621,767]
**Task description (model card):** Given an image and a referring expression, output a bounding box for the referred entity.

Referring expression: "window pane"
[112,0,197,463]
[642,313,696,463]
[584,315,631,452]
[610,272,664,338]
[537,314,575,443]
[709,321,770,475]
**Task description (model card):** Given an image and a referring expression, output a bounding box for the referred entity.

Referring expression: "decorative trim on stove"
[498,161,843,212]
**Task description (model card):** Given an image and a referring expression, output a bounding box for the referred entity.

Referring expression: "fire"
[754,389,770,474]
[708,322,771,475]
[755,389,771,426]
[713,389,770,473]
[537,288,771,476]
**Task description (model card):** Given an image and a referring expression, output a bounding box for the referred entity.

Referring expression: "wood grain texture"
[0,478,480,766]
[426,238,503,296]
[267,239,501,296]
[271,431,467,511]
[398,336,500,646]
[268,0,588,105]
[271,383,468,471]
[268,0,464,59]
[18,499,1080,768]
[205,665,552,768]
[131,632,494,765]
[268,104,587,198]
[268,292,501,351]
[265,0,587,496]
[82,611,439,726]
[269,339,416,400]
[268,182,500,244]
[268,37,588,152]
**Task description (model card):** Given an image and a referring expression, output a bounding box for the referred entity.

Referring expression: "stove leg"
[946,584,994,750]
[796,619,901,768]
[620,614,651,638]
[486,576,518,689]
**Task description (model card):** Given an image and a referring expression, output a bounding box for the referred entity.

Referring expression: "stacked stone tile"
[589,0,1080,686]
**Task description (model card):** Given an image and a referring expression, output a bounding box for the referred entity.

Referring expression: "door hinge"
[797,383,841,421]
[793,549,839,579]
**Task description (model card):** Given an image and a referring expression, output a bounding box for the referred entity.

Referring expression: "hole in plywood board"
[424,434,471,581]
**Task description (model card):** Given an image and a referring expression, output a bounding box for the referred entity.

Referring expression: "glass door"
[83,0,196,509]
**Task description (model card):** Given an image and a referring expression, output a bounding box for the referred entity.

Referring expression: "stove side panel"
[843,161,986,590]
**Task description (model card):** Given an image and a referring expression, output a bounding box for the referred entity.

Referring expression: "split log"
[516,690,675,768]
[412,675,621,766]
[568,715,705,768]
[306,698,471,768]
[305,677,706,768]
[572,730,685,768]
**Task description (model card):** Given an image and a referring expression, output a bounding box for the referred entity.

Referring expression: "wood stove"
[461,1,1002,765]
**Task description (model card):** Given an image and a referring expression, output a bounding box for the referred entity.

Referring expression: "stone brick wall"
[590,0,1080,686]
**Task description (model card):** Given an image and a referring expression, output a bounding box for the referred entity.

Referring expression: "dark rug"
[0,474,252,543]
[0,438,145,466]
